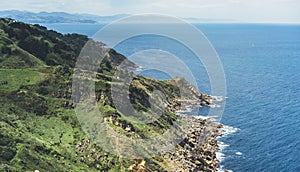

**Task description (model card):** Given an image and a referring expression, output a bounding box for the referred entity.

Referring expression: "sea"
[42,23,300,172]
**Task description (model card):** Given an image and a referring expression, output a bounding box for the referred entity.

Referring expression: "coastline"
[216,125,239,172]
[164,95,238,172]
[160,95,224,172]
[161,115,223,171]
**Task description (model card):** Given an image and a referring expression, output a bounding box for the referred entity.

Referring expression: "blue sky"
[0,0,299,23]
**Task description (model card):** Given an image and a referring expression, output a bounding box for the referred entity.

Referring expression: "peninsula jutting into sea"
[0,18,224,171]
[1,2,300,170]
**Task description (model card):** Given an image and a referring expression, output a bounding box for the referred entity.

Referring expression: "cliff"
[0,18,221,171]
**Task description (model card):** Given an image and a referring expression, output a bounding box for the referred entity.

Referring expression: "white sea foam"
[194,115,211,120]
[218,169,233,172]
[218,141,230,149]
[216,141,229,163]
[211,96,225,102]
[176,105,194,114]
[136,66,144,71]
[220,125,240,137]
[209,104,221,108]
[236,151,243,156]
[185,105,193,112]
[216,152,225,162]
[217,125,240,172]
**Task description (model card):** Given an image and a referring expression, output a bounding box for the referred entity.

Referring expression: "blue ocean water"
[43,23,300,171]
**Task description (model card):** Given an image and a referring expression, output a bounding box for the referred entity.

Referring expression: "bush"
[18,36,49,61]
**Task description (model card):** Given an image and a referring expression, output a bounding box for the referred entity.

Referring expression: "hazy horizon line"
[1,9,300,25]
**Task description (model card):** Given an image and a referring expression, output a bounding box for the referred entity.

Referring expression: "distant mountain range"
[0,10,237,24]
[0,10,129,24]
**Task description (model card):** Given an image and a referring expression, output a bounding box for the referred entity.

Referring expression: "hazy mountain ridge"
[0,10,236,24]
[0,10,130,24]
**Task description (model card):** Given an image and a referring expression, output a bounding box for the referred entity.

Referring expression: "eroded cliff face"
[0,18,221,172]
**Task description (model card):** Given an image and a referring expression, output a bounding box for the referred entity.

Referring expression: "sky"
[0,0,300,23]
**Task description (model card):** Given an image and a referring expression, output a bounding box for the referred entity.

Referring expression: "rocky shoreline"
[160,114,223,172]
[158,86,224,172]
[127,115,223,172]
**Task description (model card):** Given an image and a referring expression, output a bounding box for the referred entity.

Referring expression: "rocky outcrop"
[152,116,222,172]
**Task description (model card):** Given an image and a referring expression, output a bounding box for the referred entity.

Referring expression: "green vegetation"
[0,18,203,171]
[0,69,46,91]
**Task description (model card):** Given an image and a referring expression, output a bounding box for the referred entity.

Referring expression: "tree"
[18,36,49,61]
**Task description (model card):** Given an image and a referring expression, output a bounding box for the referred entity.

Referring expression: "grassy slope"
[0,18,124,171]
[0,18,208,171]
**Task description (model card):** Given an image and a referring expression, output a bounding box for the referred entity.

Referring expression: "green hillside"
[0,18,220,172]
